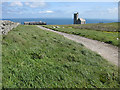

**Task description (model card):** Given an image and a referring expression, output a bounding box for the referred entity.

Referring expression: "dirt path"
[37,26,118,66]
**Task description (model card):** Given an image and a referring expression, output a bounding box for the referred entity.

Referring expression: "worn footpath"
[37,25,118,66]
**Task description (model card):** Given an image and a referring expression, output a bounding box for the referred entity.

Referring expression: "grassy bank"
[2,25,119,88]
[72,23,118,32]
[43,23,119,46]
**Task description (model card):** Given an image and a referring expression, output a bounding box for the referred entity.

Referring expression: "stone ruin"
[0,20,20,35]
[24,21,47,25]
[74,12,86,24]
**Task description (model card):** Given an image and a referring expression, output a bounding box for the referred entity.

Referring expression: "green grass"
[2,25,119,88]
[43,23,119,46]
[72,22,119,32]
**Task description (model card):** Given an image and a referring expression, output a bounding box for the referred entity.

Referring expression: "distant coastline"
[2,18,118,25]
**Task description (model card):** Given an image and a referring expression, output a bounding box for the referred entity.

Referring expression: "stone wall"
[24,21,47,25]
[0,20,20,35]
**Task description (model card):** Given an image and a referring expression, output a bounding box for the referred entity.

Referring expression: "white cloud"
[25,2,46,8]
[2,0,120,2]
[39,10,54,13]
[7,11,23,14]
[10,1,23,6]
[108,7,118,14]
[80,7,118,19]
[46,10,54,13]
[25,2,30,5]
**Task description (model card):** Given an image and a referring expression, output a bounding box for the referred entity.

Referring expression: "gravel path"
[37,26,118,66]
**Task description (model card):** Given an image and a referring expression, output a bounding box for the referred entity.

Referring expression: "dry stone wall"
[0,20,20,35]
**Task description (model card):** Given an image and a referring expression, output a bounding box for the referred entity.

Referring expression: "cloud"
[10,1,23,6]
[45,10,54,13]
[108,7,118,14]
[7,11,23,14]
[25,2,46,8]
[80,6,118,19]
[39,10,54,13]
[25,2,29,5]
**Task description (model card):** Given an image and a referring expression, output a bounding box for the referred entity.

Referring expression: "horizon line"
[1,17,118,20]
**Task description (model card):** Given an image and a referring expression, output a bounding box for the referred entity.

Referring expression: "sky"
[2,2,118,19]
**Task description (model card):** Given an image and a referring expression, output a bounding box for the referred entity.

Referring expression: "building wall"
[74,13,78,24]
[81,21,86,24]
[74,13,86,24]
[24,22,46,25]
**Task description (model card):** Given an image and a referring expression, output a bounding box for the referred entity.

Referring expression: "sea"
[2,18,118,25]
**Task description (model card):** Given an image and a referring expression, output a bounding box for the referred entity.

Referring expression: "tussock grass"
[2,25,119,88]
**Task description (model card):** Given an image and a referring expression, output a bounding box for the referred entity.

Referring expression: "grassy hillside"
[72,23,118,32]
[43,23,119,46]
[2,25,119,88]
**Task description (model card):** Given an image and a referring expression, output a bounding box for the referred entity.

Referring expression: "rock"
[1,27,4,29]
[2,31,5,35]
[0,20,20,35]
[3,23,6,26]
[56,26,60,28]
[52,26,56,28]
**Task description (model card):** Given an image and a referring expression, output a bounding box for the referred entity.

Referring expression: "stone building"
[24,21,46,25]
[74,12,86,24]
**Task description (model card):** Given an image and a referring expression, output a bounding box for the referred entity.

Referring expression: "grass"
[43,23,119,46]
[72,22,119,32]
[2,25,119,88]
